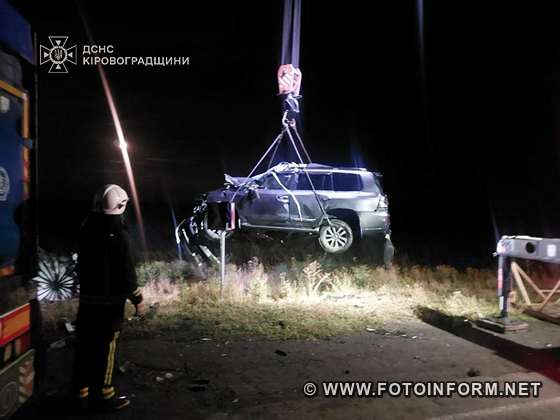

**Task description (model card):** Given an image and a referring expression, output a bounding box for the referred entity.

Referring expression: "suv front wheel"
[191,212,234,245]
[318,219,354,254]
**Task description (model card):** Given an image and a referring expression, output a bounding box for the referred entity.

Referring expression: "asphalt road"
[14,315,560,419]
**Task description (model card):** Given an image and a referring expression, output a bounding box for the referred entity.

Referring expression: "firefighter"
[72,184,144,412]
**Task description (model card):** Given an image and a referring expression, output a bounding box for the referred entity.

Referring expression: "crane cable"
[231,0,332,227]
[281,0,301,68]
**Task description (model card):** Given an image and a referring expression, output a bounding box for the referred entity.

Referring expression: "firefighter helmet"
[93,184,129,215]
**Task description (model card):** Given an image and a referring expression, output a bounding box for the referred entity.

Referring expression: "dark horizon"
[18,1,560,265]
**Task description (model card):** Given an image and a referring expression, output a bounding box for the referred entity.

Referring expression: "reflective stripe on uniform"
[104,331,120,386]
[78,387,89,398]
[103,338,114,385]
[102,386,115,399]
[108,331,119,385]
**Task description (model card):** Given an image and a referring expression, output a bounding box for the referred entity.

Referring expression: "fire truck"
[0,1,39,417]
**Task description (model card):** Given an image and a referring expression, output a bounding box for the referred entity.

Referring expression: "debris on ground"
[49,339,66,349]
[365,327,415,338]
[467,368,481,377]
[146,302,160,319]
[64,320,75,333]
[119,361,132,374]
[275,349,287,356]
[189,379,210,392]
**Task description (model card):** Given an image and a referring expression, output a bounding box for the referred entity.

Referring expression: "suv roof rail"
[306,163,374,172]
[278,162,381,175]
[305,163,332,169]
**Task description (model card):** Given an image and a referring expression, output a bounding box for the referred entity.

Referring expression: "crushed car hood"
[224,162,300,188]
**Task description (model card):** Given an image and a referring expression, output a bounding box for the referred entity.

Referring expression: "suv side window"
[296,173,332,190]
[262,173,293,189]
[332,173,362,191]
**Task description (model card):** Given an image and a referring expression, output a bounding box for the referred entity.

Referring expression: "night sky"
[16,1,560,265]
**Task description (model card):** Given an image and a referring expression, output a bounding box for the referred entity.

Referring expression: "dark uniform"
[72,212,142,406]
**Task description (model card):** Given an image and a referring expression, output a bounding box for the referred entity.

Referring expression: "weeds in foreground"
[41,258,504,341]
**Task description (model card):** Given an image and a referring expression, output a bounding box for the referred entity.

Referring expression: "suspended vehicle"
[176,0,394,266]
[186,162,393,262]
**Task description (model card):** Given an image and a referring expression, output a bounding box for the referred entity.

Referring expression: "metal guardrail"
[495,235,560,325]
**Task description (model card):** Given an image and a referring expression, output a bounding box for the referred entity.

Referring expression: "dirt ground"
[14,313,560,420]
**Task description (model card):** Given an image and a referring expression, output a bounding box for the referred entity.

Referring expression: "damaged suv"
[188,162,393,263]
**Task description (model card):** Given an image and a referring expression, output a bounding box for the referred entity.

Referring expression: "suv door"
[241,172,294,226]
[289,171,332,227]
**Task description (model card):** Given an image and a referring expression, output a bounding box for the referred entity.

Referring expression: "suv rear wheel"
[318,219,354,254]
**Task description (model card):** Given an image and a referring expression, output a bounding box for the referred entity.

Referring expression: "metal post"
[498,255,511,318]
[220,230,226,298]
[477,242,527,333]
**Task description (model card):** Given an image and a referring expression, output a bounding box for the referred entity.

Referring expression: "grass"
[40,256,509,342]
[40,299,78,340]
[170,300,377,340]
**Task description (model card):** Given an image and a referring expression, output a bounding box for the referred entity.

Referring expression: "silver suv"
[189,162,393,262]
